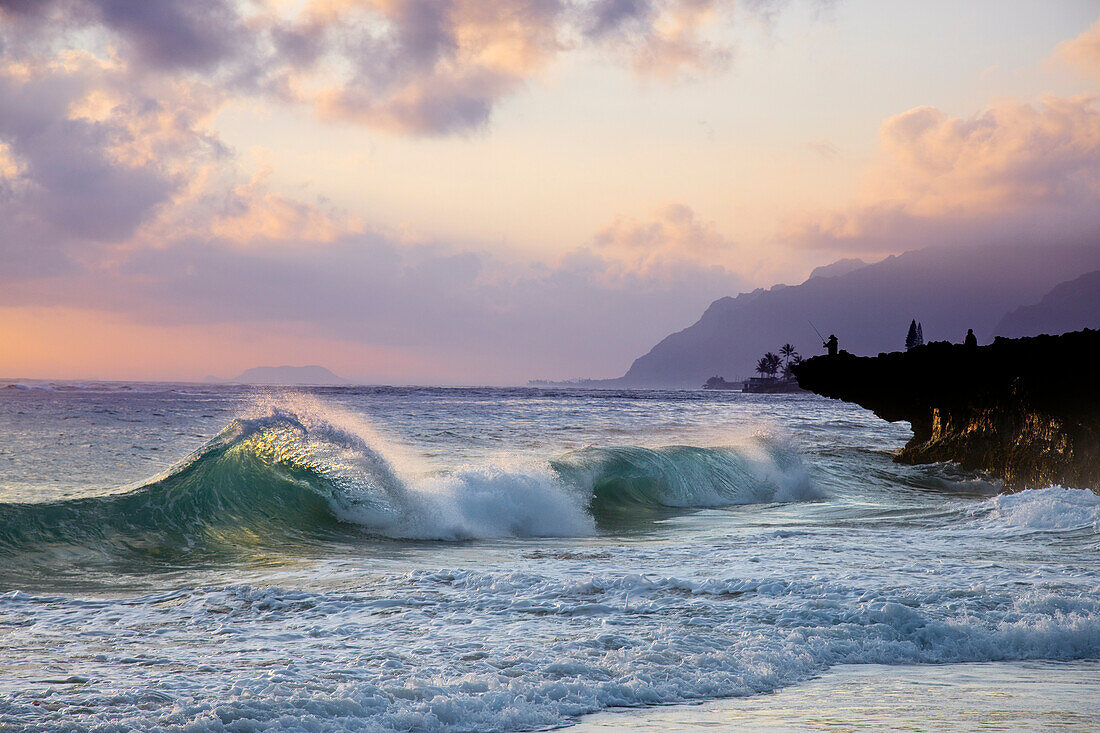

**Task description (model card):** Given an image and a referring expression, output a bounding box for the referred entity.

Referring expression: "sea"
[0,383,1098,731]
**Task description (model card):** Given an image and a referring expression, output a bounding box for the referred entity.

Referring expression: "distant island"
[209,365,350,386]
[793,329,1100,491]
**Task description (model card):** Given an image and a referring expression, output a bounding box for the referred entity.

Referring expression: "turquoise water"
[0,384,1097,730]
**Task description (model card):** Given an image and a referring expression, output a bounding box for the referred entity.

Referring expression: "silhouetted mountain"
[993,270,1100,338]
[603,243,1100,388]
[226,365,349,385]
[807,258,868,280]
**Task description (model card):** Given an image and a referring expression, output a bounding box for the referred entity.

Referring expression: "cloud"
[582,0,733,79]
[1,0,821,136]
[584,0,651,39]
[808,138,838,157]
[0,23,754,381]
[300,0,565,133]
[283,0,756,131]
[0,68,170,241]
[0,43,232,277]
[0,0,250,72]
[204,166,363,244]
[0,0,811,380]
[0,58,168,274]
[1053,16,1100,84]
[0,219,747,381]
[592,202,733,275]
[783,96,1100,252]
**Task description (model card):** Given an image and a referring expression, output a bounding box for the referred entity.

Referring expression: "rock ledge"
[793,330,1100,490]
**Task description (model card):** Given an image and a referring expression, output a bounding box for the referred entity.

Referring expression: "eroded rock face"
[792,330,1100,491]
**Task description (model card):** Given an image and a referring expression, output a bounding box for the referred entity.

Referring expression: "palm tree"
[780,343,797,366]
[764,352,782,377]
[756,356,770,377]
[783,354,804,380]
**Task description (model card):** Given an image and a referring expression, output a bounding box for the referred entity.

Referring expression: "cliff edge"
[792,330,1100,490]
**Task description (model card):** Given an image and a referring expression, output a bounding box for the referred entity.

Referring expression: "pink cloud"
[591,203,734,276]
[586,0,734,79]
[1054,16,1100,84]
[783,96,1100,252]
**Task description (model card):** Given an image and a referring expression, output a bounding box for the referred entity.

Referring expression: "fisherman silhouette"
[825,334,838,357]
[964,329,977,349]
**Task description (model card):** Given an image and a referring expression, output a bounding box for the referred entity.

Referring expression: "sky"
[1,0,1099,384]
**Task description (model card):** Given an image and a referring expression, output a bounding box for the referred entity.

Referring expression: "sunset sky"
[2,0,1099,383]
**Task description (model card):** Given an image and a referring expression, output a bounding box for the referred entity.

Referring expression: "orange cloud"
[0,141,24,180]
[623,0,732,80]
[593,203,730,270]
[1054,16,1100,83]
[206,167,364,245]
[783,96,1100,252]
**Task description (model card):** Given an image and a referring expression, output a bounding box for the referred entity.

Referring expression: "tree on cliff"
[905,320,925,350]
[783,354,803,379]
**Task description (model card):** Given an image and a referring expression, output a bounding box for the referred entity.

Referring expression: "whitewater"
[0,384,1097,731]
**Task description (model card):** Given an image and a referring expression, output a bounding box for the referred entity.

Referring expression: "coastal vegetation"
[905,320,925,350]
[702,343,804,391]
[756,344,802,379]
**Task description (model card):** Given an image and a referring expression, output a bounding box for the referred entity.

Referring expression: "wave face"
[0,414,350,569]
[0,407,820,569]
[555,442,821,514]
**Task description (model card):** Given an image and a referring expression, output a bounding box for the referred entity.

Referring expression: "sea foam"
[976,485,1100,534]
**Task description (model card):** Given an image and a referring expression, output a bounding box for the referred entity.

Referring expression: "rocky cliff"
[792,330,1100,490]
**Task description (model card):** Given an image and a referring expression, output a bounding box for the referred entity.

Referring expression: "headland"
[793,329,1100,490]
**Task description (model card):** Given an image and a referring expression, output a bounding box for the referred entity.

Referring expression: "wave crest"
[0,404,822,570]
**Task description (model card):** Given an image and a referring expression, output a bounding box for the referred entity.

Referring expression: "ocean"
[0,383,1097,731]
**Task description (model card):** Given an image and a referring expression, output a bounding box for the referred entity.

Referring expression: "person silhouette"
[825,334,838,357]
[964,328,977,348]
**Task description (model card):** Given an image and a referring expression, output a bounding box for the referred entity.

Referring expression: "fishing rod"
[808,320,826,343]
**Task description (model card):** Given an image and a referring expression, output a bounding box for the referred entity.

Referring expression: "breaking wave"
[0,405,820,568]
[971,485,1100,535]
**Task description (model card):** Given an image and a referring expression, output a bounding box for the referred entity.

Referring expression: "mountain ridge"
[597,243,1100,388]
[994,270,1100,338]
